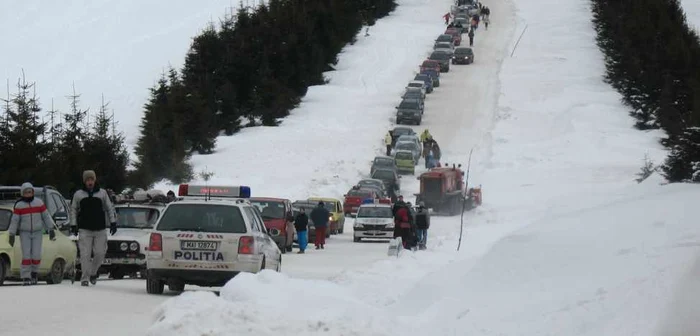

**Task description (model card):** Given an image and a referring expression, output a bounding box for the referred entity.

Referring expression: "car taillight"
[238,236,254,254]
[149,233,162,252]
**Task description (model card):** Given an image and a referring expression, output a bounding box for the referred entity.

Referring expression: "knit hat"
[83,170,97,182]
[20,182,34,194]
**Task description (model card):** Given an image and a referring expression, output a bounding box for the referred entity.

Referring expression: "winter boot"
[297,250,305,254]
[22,278,32,286]
[315,245,320,250]
[81,281,89,287]
[31,272,38,285]
[321,244,325,249]
[89,275,98,285]
[286,246,293,252]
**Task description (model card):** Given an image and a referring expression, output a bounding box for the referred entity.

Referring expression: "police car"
[145,184,282,294]
[353,201,395,242]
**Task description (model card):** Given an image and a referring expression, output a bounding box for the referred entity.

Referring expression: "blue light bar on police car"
[178,184,251,198]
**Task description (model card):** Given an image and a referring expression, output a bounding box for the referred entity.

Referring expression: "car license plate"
[180,240,218,250]
[102,258,111,265]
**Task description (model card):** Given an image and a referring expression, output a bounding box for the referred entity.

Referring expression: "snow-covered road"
[1,0,517,334]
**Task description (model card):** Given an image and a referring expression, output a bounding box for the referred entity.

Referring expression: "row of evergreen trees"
[132,0,397,187]
[591,0,700,182]
[0,75,129,196]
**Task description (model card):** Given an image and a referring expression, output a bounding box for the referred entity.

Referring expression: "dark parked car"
[420,69,440,87]
[452,47,474,64]
[371,156,398,175]
[401,90,425,109]
[434,34,455,49]
[429,50,451,72]
[370,168,401,202]
[396,98,423,125]
[390,126,417,146]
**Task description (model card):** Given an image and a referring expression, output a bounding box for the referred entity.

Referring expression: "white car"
[145,184,282,294]
[353,203,394,242]
[406,80,427,98]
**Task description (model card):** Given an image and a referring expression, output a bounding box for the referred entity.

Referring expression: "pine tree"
[83,95,129,191]
[663,127,700,182]
[0,75,50,184]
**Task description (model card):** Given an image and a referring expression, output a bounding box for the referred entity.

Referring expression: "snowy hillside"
[148,0,700,334]
[0,1,237,146]
[2,0,700,334]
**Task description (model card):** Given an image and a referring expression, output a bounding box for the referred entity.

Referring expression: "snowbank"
[147,271,415,336]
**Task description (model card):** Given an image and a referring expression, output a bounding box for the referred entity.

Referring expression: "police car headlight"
[387,222,395,228]
[120,242,128,251]
[354,222,363,228]
[130,242,139,251]
[329,216,333,222]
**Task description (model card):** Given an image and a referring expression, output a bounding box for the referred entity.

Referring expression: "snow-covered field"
[3,0,700,335]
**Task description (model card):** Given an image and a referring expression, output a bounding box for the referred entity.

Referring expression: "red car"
[445,28,462,46]
[343,188,391,217]
[420,60,441,73]
[250,197,294,252]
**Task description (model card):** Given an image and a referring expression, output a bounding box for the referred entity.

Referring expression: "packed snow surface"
[3,0,700,334]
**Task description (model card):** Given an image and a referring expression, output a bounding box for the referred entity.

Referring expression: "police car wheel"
[260,257,266,271]
[146,278,164,294]
[0,257,7,286]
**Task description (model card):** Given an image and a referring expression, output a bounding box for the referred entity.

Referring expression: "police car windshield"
[0,209,10,231]
[250,200,285,220]
[357,207,392,218]
[116,207,160,229]
[157,204,246,233]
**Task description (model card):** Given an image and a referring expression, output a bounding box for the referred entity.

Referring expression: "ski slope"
[0,1,236,147]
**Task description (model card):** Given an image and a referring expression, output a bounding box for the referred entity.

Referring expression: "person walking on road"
[385,131,393,156]
[443,12,451,25]
[414,202,430,250]
[309,201,330,250]
[71,170,117,287]
[8,183,57,285]
[468,28,475,46]
[293,208,309,253]
[393,202,413,249]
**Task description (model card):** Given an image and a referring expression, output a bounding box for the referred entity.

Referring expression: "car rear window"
[250,200,286,220]
[372,170,395,180]
[116,207,160,229]
[357,207,392,218]
[0,209,10,231]
[157,204,247,233]
[395,152,413,160]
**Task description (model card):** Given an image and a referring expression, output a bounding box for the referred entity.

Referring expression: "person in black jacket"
[309,202,330,249]
[293,208,309,253]
[414,202,431,250]
[392,195,406,216]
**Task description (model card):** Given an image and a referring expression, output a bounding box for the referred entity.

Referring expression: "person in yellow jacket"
[420,129,432,143]
[384,131,393,156]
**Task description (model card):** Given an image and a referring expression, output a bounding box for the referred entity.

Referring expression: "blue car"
[420,69,440,88]
[414,74,434,93]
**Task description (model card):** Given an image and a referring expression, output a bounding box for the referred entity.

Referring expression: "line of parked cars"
[350,3,480,243]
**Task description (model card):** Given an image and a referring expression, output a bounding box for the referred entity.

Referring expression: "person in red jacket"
[393,204,413,249]
[443,12,451,25]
